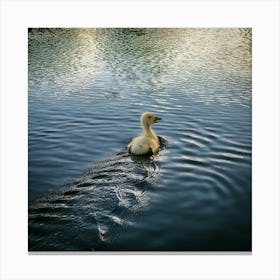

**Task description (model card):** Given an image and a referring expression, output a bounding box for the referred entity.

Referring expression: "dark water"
[28,28,252,251]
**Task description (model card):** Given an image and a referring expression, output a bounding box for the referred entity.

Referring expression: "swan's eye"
[148,116,151,119]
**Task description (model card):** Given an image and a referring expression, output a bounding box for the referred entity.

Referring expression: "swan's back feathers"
[128,135,153,155]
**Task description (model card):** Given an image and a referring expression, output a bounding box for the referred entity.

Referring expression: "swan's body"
[128,112,161,155]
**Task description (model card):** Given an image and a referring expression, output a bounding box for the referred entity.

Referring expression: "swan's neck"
[142,123,156,139]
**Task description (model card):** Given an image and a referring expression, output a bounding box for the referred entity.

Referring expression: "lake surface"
[28,28,252,251]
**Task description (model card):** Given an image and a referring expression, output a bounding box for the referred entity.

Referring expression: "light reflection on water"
[28,28,251,251]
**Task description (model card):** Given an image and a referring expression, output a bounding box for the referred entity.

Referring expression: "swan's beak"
[154,116,161,123]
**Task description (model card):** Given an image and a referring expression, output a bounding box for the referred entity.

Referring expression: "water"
[28,28,252,251]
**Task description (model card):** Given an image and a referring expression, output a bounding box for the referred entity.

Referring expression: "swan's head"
[141,112,161,126]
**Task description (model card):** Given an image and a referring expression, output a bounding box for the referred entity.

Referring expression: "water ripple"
[29,28,251,251]
[29,139,166,250]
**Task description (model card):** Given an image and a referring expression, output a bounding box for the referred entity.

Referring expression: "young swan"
[128,112,161,155]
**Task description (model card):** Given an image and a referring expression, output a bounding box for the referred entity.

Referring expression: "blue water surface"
[28,28,251,251]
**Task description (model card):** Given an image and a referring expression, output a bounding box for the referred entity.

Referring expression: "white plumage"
[128,112,161,155]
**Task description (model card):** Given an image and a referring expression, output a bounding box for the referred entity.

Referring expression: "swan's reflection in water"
[28,137,167,251]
